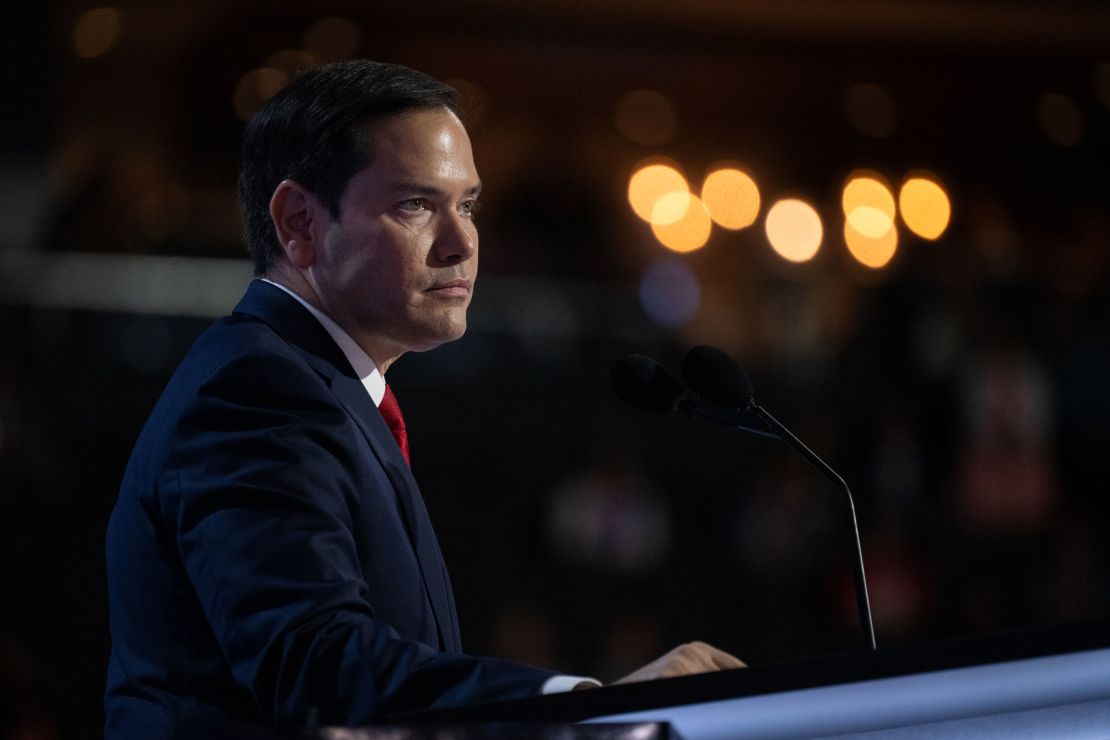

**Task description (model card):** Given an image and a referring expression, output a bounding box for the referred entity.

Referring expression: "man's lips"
[424,279,471,298]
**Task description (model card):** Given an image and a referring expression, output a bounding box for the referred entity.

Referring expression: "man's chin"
[409,319,468,353]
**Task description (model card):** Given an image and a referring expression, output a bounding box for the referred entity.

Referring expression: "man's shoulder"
[182,280,345,385]
[132,312,327,448]
[120,310,341,492]
[190,311,306,369]
[163,313,304,394]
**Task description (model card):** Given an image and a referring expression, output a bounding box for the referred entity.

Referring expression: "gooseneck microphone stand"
[745,398,877,651]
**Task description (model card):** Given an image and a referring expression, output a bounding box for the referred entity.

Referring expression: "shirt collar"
[261,278,386,407]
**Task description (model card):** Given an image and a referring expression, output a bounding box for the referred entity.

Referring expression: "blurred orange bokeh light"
[899,176,951,240]
[651,193,712,253]
[765,198,823,263]
[701,167,761,230]
[628,163,689,223]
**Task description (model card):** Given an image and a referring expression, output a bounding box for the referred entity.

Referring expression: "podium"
[406,619,1110,738]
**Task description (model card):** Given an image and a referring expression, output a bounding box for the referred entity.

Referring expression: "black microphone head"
[611,355,684,414]
[683,345,755,407]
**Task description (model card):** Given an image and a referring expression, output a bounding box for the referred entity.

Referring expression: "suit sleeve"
[160,350,554,728]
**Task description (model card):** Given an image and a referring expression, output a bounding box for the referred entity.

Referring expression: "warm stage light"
[899,176,951,240]
[765,199,823,263]
[845,220,898,269]
[628,163,689,222]
[842,173,896,238]
[701,167,760,230]
[651,194,712,253]
[651,192,691,226]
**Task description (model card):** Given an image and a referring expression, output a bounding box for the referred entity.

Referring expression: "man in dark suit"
[105,60,742,738]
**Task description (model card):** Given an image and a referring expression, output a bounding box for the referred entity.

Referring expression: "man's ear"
[269,179,329,270]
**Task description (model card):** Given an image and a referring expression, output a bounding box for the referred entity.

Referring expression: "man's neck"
[263,266,325,319]
[260,277,387,406]
[263,267,400,374]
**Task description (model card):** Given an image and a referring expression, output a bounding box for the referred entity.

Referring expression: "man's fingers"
[702,644,746,670]
[682,641,745,671]
[613,641,746,684]
[663,642,745,675]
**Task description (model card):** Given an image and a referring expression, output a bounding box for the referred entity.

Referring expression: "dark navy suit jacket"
[105,280,553,737]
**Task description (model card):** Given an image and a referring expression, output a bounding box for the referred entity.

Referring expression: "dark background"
[2,2,1110,737]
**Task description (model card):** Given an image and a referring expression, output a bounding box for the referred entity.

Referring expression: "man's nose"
[433,212,477,264]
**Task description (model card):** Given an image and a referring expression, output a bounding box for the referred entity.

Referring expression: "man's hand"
[613,642,746,684]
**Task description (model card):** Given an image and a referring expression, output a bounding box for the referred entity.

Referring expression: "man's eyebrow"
[390,182,483,197]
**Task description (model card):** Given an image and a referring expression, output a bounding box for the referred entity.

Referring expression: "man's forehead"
[355,111,477,176]
[383,181,483,197]
[359,108,470,154]
[350,110,479,193]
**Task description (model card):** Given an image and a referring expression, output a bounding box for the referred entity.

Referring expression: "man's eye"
[399,198,427,212]
[460,200,481,217]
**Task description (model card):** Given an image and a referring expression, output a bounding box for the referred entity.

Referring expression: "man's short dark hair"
[238,59,460,275]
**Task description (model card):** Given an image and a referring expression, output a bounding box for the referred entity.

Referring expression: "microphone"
[611,355,782,439]
[682,345,755,408]
[683,346,877,651]
[610,354,684,414]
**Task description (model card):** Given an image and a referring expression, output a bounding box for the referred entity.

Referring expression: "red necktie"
[378,384,410,466]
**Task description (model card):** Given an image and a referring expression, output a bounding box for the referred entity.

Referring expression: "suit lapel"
[233,280,461,652]
[328,373,461,652]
